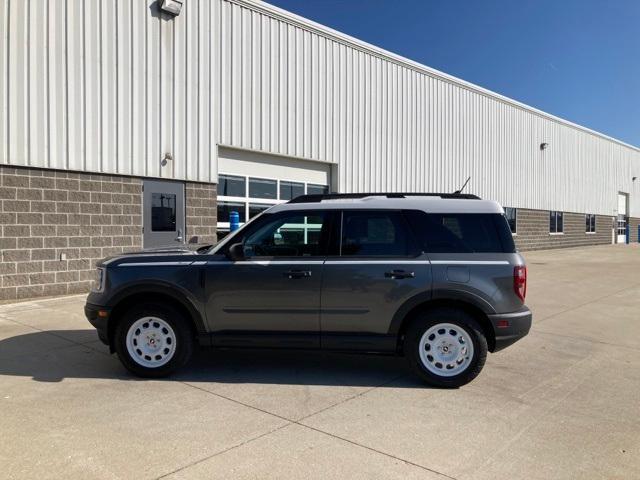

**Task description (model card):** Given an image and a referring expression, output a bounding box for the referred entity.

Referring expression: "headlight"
[92,267,106,292]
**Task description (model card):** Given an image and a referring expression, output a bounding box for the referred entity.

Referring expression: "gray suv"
[85,193,531,388]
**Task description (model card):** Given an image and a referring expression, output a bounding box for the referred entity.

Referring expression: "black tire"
[404,307,488,388]
[114,303,195,378]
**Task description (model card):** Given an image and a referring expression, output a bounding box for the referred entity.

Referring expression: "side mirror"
[227,243,245,261]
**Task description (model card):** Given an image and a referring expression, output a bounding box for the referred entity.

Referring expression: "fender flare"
[106,280,207,334]
[388,288,495,335]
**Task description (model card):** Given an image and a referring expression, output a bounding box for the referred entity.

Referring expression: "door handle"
[385,270,415,279]
[175,229,183,242]
[284,269,312,279]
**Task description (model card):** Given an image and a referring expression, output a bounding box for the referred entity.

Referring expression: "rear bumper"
[84,303,110,346]
[488,307,532,352]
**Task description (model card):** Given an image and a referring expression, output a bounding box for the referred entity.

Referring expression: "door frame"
[617,192,629,244]
[142,179,186,248]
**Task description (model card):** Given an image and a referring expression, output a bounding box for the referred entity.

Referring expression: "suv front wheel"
[114,303,194,378]
[405,308,487,388]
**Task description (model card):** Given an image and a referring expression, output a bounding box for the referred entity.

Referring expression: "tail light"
[514,266,527,302]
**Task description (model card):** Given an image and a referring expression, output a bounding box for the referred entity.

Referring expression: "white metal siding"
[216,0,640,217]
[1,0,639,216]
[0,0,216,183]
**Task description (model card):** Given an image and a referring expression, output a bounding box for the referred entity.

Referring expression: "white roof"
[269,196,504,214]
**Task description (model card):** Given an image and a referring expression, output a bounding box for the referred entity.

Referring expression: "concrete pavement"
[1,244,639,479]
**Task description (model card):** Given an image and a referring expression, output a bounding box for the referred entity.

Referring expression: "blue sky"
[267,0,640,147]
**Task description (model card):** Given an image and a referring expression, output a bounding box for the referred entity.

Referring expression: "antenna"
[454,176,471,194]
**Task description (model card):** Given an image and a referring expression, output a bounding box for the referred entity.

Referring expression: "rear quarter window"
[404,211,516,254]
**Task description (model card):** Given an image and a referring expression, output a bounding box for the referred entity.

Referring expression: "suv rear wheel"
[114,303,194,378]
[405,307,487,388]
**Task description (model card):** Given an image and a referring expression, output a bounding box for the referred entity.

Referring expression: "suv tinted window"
[405,211,515,253]
[243,212,328,257]
[341,210,416,256]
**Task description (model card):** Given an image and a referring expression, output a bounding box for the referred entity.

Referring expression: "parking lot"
[1,244,639,480]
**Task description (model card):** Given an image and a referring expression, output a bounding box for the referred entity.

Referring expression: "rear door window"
[340,210,418,257]
[404,211,515,253]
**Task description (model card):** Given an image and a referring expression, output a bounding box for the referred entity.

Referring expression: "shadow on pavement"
[0,329,423,387]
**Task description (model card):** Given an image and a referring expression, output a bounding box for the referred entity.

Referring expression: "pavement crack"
[295,423,459,479]
[295,373,407,423]
[154,422,295,480]
[176,378,457,480]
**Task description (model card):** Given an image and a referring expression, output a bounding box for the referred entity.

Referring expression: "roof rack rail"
[288,192,481,203]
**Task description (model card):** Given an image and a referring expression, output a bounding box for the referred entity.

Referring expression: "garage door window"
[218,174,246,197]
[217,173,329,231]
[307,184,329,195]
[218,201,246,223]
[279,181,305,201]
[249,203,272,219]
[249,178,277,199]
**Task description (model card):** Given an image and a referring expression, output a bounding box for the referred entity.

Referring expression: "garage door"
[617,193,628,244]
[217,147,332,231]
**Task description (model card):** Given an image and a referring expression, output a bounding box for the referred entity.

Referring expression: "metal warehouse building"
[0,0,639,300]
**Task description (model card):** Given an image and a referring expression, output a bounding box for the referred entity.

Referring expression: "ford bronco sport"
[85,193,531,388]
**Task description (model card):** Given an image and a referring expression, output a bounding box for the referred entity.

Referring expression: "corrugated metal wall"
[217,0,640,217]
[0,0,216,183]
[1,0,639,216]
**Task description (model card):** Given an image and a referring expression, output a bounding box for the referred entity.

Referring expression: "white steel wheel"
[418,322,475,377]
[126,316,177,368]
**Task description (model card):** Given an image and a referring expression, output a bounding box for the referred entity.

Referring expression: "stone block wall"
[185,182,217,245]
[0,166,143,300]
[514,209,613,251]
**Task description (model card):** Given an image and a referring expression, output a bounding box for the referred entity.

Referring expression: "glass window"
[249,177,277,199]
[248,203,271,219]
[341,211,414,257]
[279,181,305,201]
[550,211,564,233]
[405,211,515,253]
[218,201,246,223]
[151,193,176,232]
[586,214,596,233]
[242,212,327,257]
[218,174,246,197]
[307,184,329,195]
[504,207,517,234]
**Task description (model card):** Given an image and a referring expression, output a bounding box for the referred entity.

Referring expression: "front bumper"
[488,307,532,352]
[84,303,111,346]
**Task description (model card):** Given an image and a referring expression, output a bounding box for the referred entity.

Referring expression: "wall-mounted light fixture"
[160,0,183,16]
[633,176,638,182]
[540,142,549,151]
[161,153,173,167]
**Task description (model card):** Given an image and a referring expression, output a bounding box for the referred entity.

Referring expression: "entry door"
[617,193,628,244]
[205,210,331,348]
[143,180,185,248]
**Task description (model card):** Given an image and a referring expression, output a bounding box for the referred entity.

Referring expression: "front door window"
[243,212,327,258]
